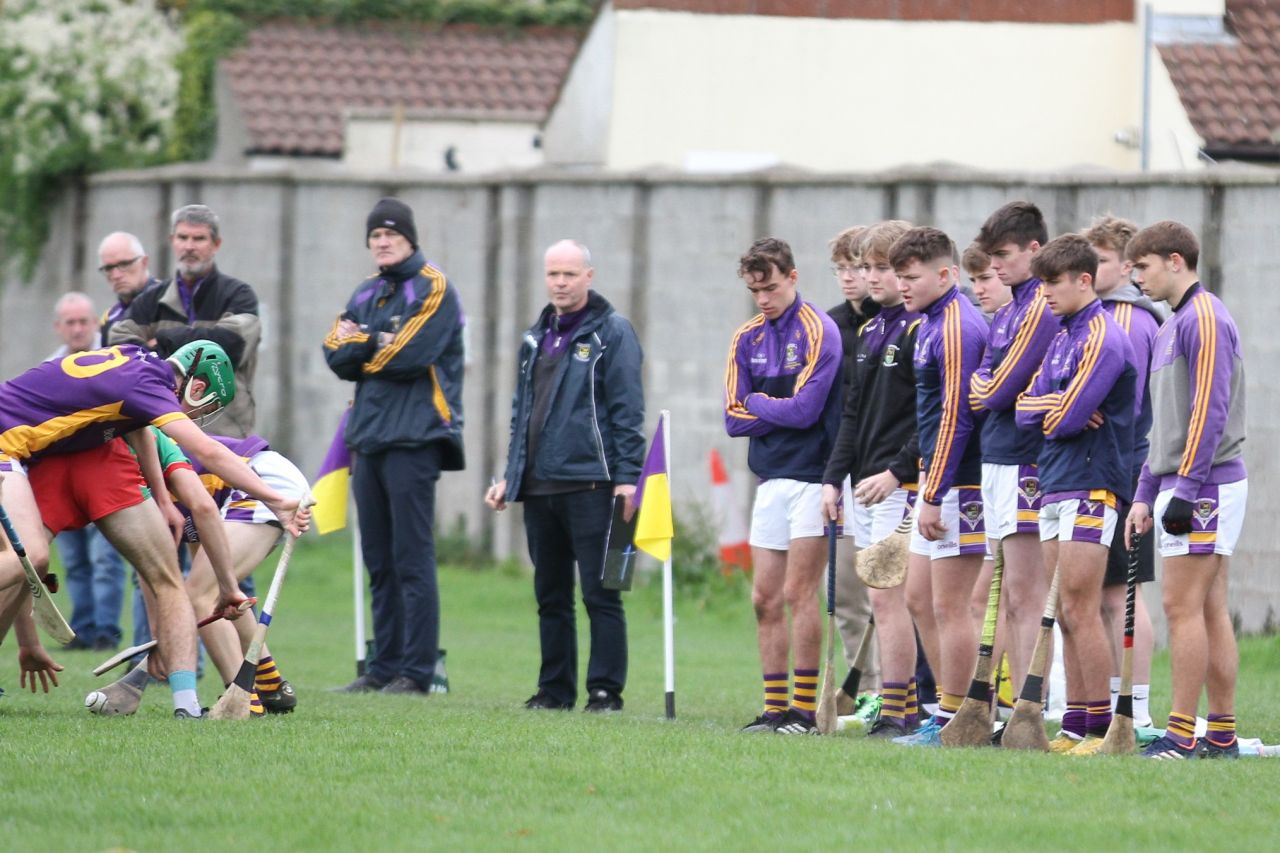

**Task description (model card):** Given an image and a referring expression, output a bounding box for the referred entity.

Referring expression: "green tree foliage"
[0,0,182,275]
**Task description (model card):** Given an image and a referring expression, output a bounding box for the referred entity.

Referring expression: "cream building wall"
[545,6,1210,173]
[344,113,544,173]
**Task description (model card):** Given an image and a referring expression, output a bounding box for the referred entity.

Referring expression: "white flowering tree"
[0,0,182,272]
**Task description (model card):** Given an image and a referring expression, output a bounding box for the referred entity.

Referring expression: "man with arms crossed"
[821,220,924,738]
[1126,221,1247,759]
[891,227,988,746]
[969,202,1058,714]
[726,238,842,735]
[1015,235,1136,755]
[1084,215,1162,729]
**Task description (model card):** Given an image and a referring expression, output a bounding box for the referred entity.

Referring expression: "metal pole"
[1141,2,1153,172]
[661,409,676,720]
[353,495,367,677]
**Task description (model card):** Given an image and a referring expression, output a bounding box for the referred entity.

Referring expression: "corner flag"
[633,413,674,561]
[312,409,352,535]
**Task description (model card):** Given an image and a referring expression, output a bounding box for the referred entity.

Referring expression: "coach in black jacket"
[324,198,466,695]
[485,240,645,713]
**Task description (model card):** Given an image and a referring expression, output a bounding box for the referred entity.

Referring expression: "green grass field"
[2,533,1278,851]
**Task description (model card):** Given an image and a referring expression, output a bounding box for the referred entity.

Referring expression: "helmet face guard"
[168,340,236,426]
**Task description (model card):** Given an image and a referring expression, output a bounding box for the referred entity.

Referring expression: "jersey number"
[61,346,130,379]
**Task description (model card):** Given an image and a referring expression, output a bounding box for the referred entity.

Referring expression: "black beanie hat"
[366,197,418,248]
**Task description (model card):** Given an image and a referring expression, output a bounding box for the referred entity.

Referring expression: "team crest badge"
[574,343,592,362]
[961,501,984,529]
[1194,498,1219,525]
[882,345,899,366]
[784,342,800,370]
[1018,477,1041,501]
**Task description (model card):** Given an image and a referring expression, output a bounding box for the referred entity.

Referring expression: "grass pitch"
[2,534,1278,851]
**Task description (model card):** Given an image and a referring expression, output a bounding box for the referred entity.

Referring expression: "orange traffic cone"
[710,449,751,575]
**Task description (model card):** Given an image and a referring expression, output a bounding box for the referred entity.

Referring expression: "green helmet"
[168,340,236,425]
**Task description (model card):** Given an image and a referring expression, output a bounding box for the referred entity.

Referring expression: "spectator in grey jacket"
[485,240,645,713]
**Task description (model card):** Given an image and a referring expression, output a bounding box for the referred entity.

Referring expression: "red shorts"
[28,440,150,535]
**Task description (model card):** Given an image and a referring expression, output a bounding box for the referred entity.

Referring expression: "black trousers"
[353,445,442,687]
[523,489,627,704]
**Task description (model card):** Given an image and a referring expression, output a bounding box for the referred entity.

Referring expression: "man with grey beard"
[110,204,261,438]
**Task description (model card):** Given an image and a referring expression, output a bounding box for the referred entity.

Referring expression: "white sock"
[1133,684,1151,726]
[172,690,200,716]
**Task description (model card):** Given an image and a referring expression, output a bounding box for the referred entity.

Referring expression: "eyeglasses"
[98,256,142,275]
[831,265,863,277]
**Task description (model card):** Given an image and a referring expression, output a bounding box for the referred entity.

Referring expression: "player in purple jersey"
[1015,235,1137,755]
[0,341,307,719]
[90,430,308,717]
[1126,222,1248,759]
[1085,215,1162,730]
[725,238,843,735]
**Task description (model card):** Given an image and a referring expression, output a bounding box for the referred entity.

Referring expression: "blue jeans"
[54,525,125,645]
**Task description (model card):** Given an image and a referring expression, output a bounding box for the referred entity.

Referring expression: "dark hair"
[739,237,796,280]
[976,201,1048,253]
[1124,220,1199,270]
[961,242,991,276]
[1030,234,1099,281]
[888,227,955,272]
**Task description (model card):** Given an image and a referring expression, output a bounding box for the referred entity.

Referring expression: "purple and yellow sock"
[1062,702,1086,739]
[255,655,283,693]
[881,681,909,725]
[249,691,265,717]
[1207,713,1237,748]
[937,692,962,723]
[792,668,818,721]
[906,677,920,727]
[1165,711,1197,750]
[762,672,788,718]
[1085,699,1112,738]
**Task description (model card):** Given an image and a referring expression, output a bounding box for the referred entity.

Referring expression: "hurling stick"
[0,504,75,644]
[92,599,256,676]
[816,525,840,734]
[209,497,312,720]
[1100,535,1142,755]
[1001,567,1061,751]
[941,541,1005,747]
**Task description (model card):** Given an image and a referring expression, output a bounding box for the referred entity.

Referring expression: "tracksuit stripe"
[1180,294,1216,476]
[724,316,766,421]
[1044,316,1106,434]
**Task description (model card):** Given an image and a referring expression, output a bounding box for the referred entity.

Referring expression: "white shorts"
[1039,493,1118,545]
[909,485,986,559]
[221,451,311,527]
[0,453,27,476]
[1154,480,1247,557]
[981,463,1042,540]
[850,486,916,549]
[750,478,825,550]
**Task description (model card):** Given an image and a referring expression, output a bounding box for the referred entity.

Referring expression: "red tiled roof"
[220,20,582,157]
[1161,0,1280,151]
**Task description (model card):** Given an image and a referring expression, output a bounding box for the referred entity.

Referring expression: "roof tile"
[1161,1,1280,150]
[221,20,581,156]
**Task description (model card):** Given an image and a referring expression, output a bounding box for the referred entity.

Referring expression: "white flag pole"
[352,493,367,677]
[661,409,676,720]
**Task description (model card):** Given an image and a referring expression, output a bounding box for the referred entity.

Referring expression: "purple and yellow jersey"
[969,278,1058,465]
[914,286,988,504]
[188,434,270,507]
[1014,299,1136,501]
[723,294,842,482]
[1103,290,1161,474]
[0,345,187,463]
[1135,283,1247,505]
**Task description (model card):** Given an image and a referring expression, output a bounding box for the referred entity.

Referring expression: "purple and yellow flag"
[633,414,674,561]
[312,409,352,535]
